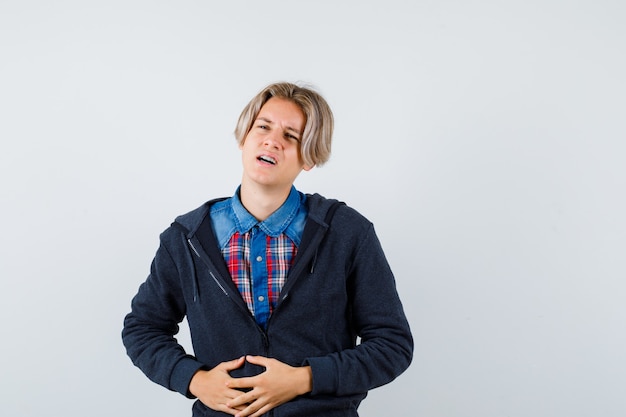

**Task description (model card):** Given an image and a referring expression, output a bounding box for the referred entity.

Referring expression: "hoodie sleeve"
[121,232,205,398]
[304,223,414,396]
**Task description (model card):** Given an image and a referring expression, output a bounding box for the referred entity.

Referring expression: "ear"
[302,164,315,172]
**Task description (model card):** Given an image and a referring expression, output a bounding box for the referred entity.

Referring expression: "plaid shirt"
[222,231,296,324]
[210,186,308,329]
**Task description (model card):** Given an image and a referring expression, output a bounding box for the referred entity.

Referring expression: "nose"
[263,131,282,150]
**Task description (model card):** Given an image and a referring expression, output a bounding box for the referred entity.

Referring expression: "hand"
[225,355,313,417]
[189,356,248,415]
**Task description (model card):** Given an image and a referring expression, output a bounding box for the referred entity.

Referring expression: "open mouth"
[257,155,277,165]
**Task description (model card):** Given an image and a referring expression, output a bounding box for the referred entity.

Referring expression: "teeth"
[258,155,276,165]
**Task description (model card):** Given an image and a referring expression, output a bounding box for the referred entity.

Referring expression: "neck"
[239,181,292,221]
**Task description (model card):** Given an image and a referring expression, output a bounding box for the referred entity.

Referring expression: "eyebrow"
[256,117,303,135]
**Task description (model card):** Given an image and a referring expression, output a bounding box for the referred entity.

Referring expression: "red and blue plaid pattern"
[222,231,297,317]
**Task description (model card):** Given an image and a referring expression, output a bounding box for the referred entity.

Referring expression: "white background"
[1,1,625,416]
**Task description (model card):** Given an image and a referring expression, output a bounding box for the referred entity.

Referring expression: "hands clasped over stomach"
[189,355,313,417]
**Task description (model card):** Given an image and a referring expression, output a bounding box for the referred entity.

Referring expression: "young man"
[122,82,413,417]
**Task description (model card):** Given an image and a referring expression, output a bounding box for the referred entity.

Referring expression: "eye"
[285,133,301,142]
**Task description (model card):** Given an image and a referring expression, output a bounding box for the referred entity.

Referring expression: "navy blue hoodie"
[122,193,413,416]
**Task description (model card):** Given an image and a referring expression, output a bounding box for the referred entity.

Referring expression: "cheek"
[291,151,306,169]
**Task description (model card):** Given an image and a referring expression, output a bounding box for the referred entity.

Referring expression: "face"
[240,97,311,191]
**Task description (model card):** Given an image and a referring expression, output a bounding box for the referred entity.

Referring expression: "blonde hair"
[234,82,334,167]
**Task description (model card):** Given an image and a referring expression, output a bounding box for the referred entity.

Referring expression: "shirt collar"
[231,186,303,238]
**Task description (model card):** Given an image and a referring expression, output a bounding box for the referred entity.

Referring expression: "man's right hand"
[189,356,247,415]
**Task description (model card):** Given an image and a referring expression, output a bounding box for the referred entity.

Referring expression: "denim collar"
[231,186,302,238]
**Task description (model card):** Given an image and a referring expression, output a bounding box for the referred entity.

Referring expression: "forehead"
[257,97,306,128]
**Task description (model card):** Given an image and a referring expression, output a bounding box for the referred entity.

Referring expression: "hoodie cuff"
[170,356,206,398]
[303,356,338,395]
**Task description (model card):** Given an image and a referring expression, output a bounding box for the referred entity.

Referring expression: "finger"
[248,402,274,417]
[227,390,256,408]
[227,403,247,413]
[224,387,249,399]
[226,375,254,390]
[245,355,270,367]
[218,391,249,414]
[231,396,266,417]
[220,356,246,371]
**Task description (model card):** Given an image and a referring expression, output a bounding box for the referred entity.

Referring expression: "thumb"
[220,356,245,371]
[245,355,270,367]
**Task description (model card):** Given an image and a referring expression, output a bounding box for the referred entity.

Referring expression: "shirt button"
[258,296,265,302]
[256,256,263,262]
